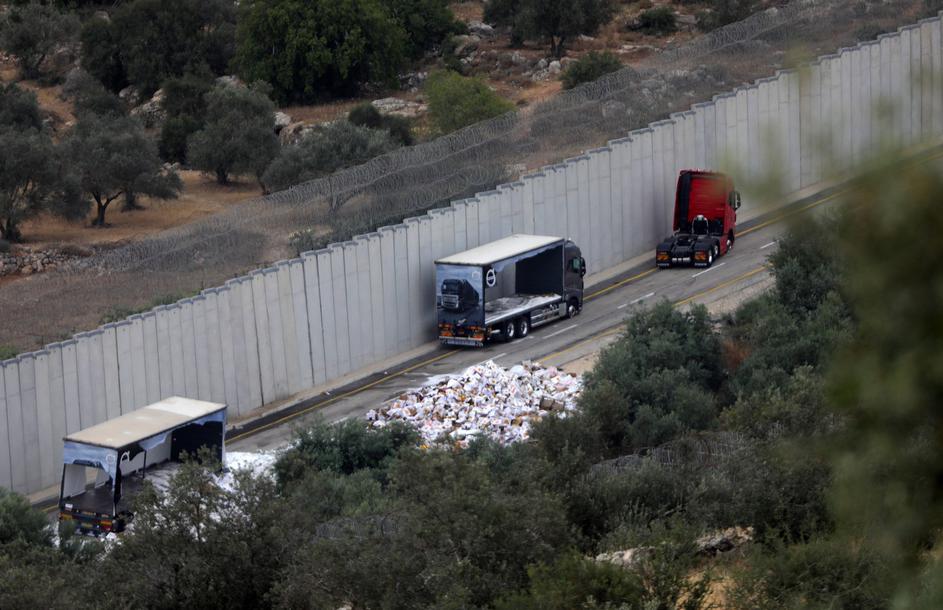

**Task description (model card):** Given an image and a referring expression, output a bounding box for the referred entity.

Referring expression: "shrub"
[0,487,51,547]
[561,51,623,89]
[578,301,724,455]
[81,0,235,95]
[384,0,462,58]
[0,2,79,79]
[159,115,202,164]
[697,0,755,32]
[494,551,646,609]
[236,0,407,103]
[348,102,414,145]
[187,83,279,185]
[727,537,893,610]
[0,239,9,254]
[424,70,514,134]
[638,7,677,35]
[262,121,399,195]
[484,0,616,57]
[273,418,419,490]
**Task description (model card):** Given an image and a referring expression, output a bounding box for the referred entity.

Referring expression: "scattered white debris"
[215,451,278,491]
[367,360,582,447]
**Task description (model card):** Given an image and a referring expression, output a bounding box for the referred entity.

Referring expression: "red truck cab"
[656,170,741,268]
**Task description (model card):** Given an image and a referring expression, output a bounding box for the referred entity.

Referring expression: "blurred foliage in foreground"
[1,151,943,608]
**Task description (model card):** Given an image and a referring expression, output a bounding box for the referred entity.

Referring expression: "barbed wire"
[0,0,929,349]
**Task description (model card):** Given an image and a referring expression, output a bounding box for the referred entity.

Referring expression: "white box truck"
[435,234,586,346]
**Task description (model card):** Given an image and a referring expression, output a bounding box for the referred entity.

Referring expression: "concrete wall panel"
[17,355,40,492]
[391,226,410,353]
[261,270,288,399]
[366,234,385,363]
[44,343,67,485]
[405,219,421,347]
[288,259,314,392]
[154,307,173,398]
[100,325,121,421]
[0,363,10,489]
[2,362,25,491]
[315,250,339,381]
[274,263,301,395]
[214,286,240,413]
[202,290,226,403]
[417,217,434,341]
[60,340,80,434]
[33,349,56,488]
[330,246,352,374]
[376,230,398,361]
[300,253,328,386]
[250,272,275,401]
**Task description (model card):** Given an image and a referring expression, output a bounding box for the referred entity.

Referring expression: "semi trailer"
[435,234,586,346]
[656,170,741,268]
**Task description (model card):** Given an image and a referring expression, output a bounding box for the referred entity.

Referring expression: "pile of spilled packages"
[366,360,582,447]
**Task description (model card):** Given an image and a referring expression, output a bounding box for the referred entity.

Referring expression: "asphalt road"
[229,189,841,454]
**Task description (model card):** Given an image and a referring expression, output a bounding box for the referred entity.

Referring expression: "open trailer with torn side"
[58,396,227,536]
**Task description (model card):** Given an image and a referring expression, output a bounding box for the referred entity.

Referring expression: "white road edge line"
[692,262,726,278]
[618,291,656,309]
[544,324,579,339]
[761,241,777,249]
[476,352,507,366]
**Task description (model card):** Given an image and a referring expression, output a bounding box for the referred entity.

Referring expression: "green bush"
[561,51,623,89]
[384,0,462,58]
[159,115,202,164]
[0,2,79,79]
[348,102,414,145]
[494,551,645,609]
[274,418,419,490]
[697,0,755,32]
[262,120,399,194]
[187,83,279,185]
[484,0,615,57]
[425,70,514,134]
[236,0,407,103]
[638,7,677,35]
[578,301,724,455]
[81,0,235,95]
[0,488,51,547]
[727,537,893,610]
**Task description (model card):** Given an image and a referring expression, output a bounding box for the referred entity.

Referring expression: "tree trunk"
[93,201,109,227]
[0,218,22,242]
[215,168,229,185]
[122,190,144,212]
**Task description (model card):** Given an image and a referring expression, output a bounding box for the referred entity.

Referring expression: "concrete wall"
[4,16,943,495]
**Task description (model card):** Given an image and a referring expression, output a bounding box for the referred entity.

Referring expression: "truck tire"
[516,316,530,338]
[706,249,714,267]
[566,299,579,319]
[502,319,516,342]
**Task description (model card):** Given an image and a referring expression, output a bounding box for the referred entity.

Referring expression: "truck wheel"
[706,249,714,267]
[516,316,530,338]
[502,319,516,342]
[566,299,579,319]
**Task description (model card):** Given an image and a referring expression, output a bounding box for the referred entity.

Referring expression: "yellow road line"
[673,265,768,307]
[227,349,458,443]
[541,265,770,365]
[586,268,657,300]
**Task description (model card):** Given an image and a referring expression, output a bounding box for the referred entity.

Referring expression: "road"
[229,188,841,454]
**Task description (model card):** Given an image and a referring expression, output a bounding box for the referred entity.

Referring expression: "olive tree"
[0,2,79,79]
[64,115,181,226]
[187,83,279,186]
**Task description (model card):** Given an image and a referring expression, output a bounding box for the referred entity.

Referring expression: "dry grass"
[17,171,262,249]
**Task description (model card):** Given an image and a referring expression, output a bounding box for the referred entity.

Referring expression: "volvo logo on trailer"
[485,268,497,287]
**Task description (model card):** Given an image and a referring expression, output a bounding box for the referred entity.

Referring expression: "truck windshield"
[436,264,484,327]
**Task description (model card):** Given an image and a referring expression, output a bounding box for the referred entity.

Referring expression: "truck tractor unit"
[656,170,741,268]
[435,234,586,346]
